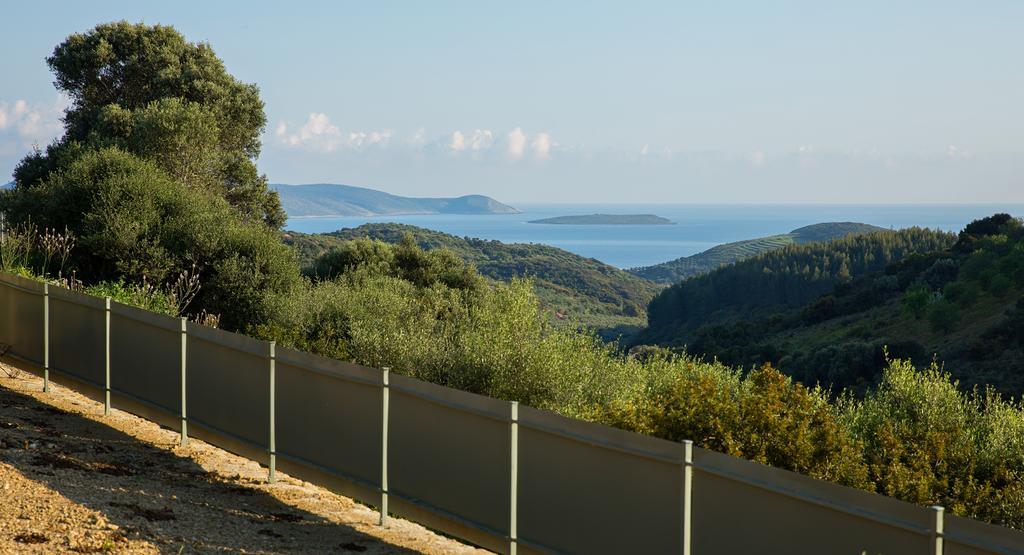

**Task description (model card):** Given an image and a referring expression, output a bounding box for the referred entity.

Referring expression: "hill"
[672,214,1024,398]
[282,223,662,331]
[271,183,519,217]
[630,222,889,284]
[528,214,674,225]
[1,181,13,190]
[635,226,956,346]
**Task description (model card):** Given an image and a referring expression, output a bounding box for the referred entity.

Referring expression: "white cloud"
[507,127,526,161]
[0,96,67,147]
[467,129,493,151]
[408,127,426,146]
[450,130,466,151]
[532,133,552,160]
[276,112,391,152]
[449,129,493,153]
[285,112,343,150]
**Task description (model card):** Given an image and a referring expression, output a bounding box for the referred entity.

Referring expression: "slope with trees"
[630,222,889,284]
[677,214,1024,397]
[638,227,956,346]
[283,223,662,330]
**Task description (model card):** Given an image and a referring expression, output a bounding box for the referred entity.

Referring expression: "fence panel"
[692,447,933,554]
[388,374,511,552]
[517,405,685,555]
[109,302,181,427]
[186,323,269,459]
[49,287,105,387]
[274,347,382,504]
[0,273,44,364]
[946,513,1024,555]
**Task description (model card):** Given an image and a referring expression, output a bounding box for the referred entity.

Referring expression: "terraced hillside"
[630,222,888,284]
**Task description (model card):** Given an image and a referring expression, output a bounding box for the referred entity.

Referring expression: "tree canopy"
[14,21,284,227]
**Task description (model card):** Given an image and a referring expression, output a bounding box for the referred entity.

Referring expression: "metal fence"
[1,272,1022,555]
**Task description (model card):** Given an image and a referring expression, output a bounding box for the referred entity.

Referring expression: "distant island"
[271,183,520,217]
[528,214,674,225]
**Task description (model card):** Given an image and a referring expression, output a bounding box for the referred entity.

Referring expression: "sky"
[1,1,1022,203]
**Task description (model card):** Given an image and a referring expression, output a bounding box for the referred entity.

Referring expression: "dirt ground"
[0,360,487,554]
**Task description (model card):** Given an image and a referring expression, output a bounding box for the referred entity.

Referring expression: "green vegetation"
[283,223,661,332]
[528,214,673,225]
[630,222,889,284]
[662,214,1024,398]
[272,183,519,217]
[637,227,955,346]
[4,22,1024,530]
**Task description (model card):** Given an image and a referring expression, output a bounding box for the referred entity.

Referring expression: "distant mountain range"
[271,183,519,217]
[629,222,890,284]
[529,214,674,225]
[1,181,13,190]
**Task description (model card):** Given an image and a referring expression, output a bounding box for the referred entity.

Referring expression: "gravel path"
[0,361,487,554]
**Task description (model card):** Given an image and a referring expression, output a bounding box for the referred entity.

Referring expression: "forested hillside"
[679,214,1024,397]
[283,224,662,330]
[637,227,955,345]
[630,222,888,284]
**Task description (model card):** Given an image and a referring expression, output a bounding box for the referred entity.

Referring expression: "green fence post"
[268,340,276,483]
[380,367,390,526]
[104,297,111,415]
[682,440,693,555]
[510,401,519,555]
[180,318,188,447]
[42,283,49,393]
[931,505,944,555]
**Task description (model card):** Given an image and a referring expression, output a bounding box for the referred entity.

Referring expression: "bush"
[842,360,1024,527]
[3,148,301,329]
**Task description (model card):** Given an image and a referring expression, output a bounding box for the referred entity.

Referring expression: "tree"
[928,299,960,334]
[902,284,931,319]
[13,21,284,228]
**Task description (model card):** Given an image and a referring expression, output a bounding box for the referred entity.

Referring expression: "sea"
[284,204,1024,269]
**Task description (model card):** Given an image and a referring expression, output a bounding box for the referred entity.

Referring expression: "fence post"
[104,297,111,415]
[510,401,519,555]
[682,440,693,555]
[380,367,390,526]
[931,505,944,555]
[42,283,49,392]
[180,318,188,447]
[268,340,276,483]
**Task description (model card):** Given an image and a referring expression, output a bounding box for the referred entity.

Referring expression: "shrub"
[3,148,301,329]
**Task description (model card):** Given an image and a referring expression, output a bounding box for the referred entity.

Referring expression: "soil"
[0,361,488,554]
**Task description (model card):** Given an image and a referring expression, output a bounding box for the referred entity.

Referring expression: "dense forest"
[675,214,1024,398]
[284,223,661,330]
[638,227,956,345]
[629,222,888,284]
[3,22,1024,530]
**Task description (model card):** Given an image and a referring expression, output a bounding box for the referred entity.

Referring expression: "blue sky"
[2,1,1022,202]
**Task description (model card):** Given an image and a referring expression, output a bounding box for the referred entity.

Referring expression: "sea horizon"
[284,202,1024,269]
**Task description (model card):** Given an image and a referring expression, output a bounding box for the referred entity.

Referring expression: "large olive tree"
[14,21,284,228]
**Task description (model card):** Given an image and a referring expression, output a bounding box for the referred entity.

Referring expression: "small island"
[528,213,674,225]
